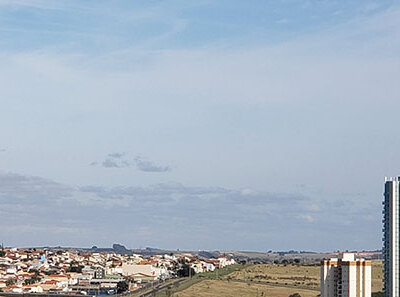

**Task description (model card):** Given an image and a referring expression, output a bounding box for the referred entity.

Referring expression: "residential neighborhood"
[0,247,235,295]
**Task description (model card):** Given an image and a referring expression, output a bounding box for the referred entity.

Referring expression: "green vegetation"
[67,264,84,273]
[126,278,183,297]
[6,279,16,286]
[24,276,41,285]
[177,264,196,278]
[117,280,129,293]
[153,264,251,297]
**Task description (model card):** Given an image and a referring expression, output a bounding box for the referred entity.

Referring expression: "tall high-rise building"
[383,177,400,297]
[320,253,371,297]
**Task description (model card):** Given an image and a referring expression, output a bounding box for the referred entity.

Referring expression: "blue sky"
[0,0,400,252]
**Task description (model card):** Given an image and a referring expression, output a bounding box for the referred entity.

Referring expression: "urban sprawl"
[0,248,235,295]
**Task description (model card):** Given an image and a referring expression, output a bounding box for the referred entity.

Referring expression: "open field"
[168,260,383,296]
[371,260,383,292]
[225,260,383,292]
[225,264,320,289]
[173,280,318,297]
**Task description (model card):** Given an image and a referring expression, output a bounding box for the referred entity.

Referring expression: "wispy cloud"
[276,18,289,24]
[298,214,315,223]
[0,171,73,205]
[91,153,171,172]
[108,152,125,159]
[0,0,64,10]
[102,158,130,168]
[134,156,170,172]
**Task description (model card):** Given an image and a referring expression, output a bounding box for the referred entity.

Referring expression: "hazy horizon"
[0,243,382,254]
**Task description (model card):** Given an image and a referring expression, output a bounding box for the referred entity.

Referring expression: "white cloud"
[0,0,64,9]
[276,18,289,24]
[241,188,258,196]
[298,214,315,223]
[306,204,321,212]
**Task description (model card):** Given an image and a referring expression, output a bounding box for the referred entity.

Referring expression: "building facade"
[321,253,371,297]
[383,177,400,297]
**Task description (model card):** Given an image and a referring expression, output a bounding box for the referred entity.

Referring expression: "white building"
[320,253,371,297]
[383,177,400,297]
[120,264,169,280]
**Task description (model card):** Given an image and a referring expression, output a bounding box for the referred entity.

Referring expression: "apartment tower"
[321,253,371,297]
[383,177,400,297]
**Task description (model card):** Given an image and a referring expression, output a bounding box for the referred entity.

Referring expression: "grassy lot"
[371,260,383,293]
[225,263,320,289]
[225,260,383,292]
[173,280,319,297]
[171,260,383,296]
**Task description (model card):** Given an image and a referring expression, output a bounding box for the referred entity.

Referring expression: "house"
[131,273,157,282]
[23,284,44,293]
[202,261,215,272]
[40,280,60,291]
[189,262,204,274]
[4,284,23,293]
[217,257,235,268]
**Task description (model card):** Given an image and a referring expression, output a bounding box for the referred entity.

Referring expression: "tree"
[177,264,195,278]
[289,293,301,297]
[0,251,6,257]
[67,265,83,273]
[6,279,16,286]
[117,281,129,293]
[24,278,36,285]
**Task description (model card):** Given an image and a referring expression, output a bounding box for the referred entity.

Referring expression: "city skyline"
[0,0,400,251]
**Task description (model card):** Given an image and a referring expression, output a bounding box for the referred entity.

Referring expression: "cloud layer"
[0,171,378,251]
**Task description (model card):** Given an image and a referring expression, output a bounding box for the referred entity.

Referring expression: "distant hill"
[19,245,382,262]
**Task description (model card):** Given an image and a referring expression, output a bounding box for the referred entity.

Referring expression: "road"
[135,278,188,297]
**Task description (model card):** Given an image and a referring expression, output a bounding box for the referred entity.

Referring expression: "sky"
[0,0,400,252]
